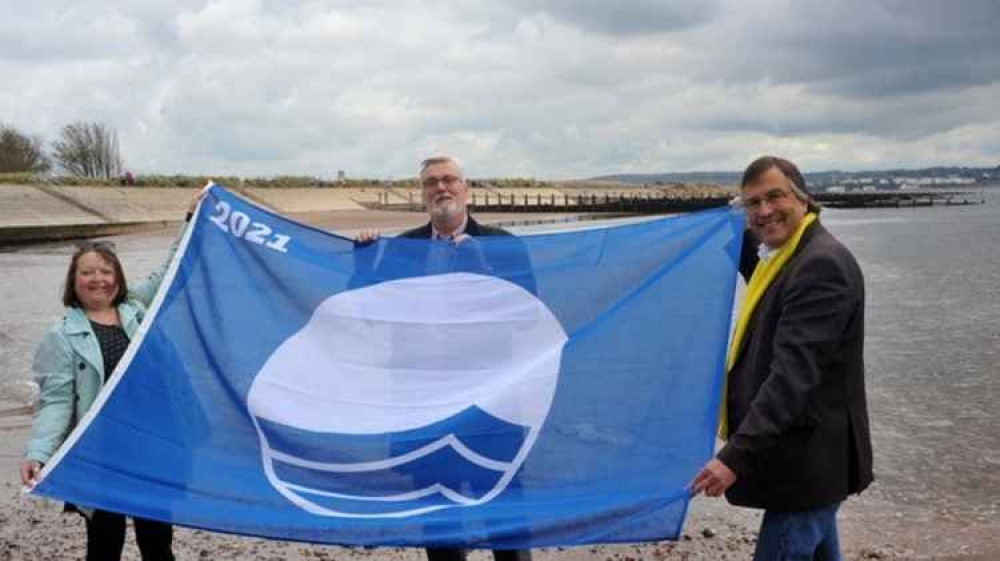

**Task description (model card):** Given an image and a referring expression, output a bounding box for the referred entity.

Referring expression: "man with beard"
[354,156,534,561]
[355,156,535,291]
[403,156,515,239]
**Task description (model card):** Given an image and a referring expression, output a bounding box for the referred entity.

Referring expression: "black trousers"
[426,548,532,561]
[84,509,175,561]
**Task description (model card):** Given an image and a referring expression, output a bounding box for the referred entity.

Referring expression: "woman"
[20,198,199,561]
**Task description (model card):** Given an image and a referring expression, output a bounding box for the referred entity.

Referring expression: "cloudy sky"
[3,0,999,178]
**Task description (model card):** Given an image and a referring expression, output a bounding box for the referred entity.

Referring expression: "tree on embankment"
[0,123,50,173]
[51,121,124,180]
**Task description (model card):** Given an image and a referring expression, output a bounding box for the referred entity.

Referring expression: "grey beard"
[429,200,463,222]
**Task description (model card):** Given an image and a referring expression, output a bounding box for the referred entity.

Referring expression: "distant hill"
[592,165,1000,188]
[591,172,742,186]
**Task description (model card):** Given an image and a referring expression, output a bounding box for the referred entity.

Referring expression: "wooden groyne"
[367,189,985,213]
[371,192,732,213]
[813,190,984,209]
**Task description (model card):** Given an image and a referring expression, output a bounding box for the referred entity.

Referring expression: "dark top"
[352,215,537,295]
[398,215,537,294]
[718,221,874,511]
[399,216,535,557]
[397,216,512,239]
[90,321,130,382]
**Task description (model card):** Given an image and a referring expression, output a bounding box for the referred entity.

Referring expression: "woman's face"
[74,251,119,311]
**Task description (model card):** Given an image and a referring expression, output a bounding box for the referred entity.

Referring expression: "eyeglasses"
[743,188,793,211]
[74,240,117,252]
[421,175,462,189]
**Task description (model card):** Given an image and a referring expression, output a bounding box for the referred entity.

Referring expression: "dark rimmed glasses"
[421,175,462,189]
[743,188,793,212]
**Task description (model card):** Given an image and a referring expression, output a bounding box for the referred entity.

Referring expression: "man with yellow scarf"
[691,156,873,561]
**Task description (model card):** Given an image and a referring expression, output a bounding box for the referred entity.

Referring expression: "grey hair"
[420,156,465,179]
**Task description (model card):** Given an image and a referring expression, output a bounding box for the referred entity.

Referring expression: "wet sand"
[2,209,999,560]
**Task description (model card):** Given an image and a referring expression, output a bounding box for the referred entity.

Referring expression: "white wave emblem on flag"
[247,273,568,518]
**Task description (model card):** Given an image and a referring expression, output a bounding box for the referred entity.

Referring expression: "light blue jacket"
[25,232,183,464]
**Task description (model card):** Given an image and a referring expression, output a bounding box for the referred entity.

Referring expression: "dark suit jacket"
[380,217,535,558]
[718,221,874,511]
[353,215,536,294]
[398,215,511,239]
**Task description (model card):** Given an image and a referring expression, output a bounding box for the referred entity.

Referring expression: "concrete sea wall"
[0,184,381,245]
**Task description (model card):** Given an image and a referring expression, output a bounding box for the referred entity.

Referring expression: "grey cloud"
[706,0,1000,98]
[0,0,200,61]
[3,0,998,177]
[0,10,141,61]
[502,0,718,36]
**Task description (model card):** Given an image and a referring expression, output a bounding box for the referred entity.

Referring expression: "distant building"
[932,176,975,185]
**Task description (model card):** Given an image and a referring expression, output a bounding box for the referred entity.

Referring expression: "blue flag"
[33,185,744,548]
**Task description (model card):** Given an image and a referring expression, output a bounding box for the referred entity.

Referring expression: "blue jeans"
[753,502,841,561]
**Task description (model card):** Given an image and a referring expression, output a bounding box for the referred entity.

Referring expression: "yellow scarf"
[718,213,817,439]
